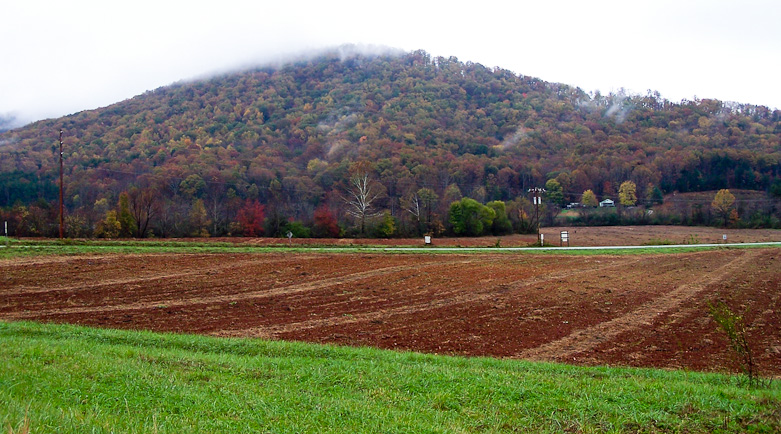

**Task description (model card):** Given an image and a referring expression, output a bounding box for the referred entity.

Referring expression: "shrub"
[708,301,760,386]
[449,197,495,236]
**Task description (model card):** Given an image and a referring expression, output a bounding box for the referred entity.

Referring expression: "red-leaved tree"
[313,205,340,238]
[236,199,265,236]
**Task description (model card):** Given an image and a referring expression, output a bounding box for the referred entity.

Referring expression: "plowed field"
[141,225,781,247]
[2,248,780,375]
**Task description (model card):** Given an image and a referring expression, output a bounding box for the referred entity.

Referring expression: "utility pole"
[528,187,545,246]
[59,129,64,238]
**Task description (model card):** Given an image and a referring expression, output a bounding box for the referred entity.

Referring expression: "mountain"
[1,48,780,237]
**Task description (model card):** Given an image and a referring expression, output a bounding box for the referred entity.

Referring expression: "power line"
[58,129,64,238]
[528,187,545,246]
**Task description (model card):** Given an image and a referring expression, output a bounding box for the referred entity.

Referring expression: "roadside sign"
[561,231,569,246]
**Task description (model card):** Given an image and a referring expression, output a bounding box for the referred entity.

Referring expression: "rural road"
[2,241,780,251]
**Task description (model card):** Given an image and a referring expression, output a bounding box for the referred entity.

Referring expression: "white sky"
[2,0,780,128]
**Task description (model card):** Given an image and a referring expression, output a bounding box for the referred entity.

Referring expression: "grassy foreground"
[1,322,779,433]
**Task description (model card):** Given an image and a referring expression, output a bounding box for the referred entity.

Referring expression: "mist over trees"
[1,48,780,237]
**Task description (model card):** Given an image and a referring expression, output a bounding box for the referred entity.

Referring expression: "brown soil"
[2,241,779,375]
[540,225,781,247]
[126,225,781,248]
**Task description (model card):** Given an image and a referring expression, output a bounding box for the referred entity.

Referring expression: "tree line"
[2,159,777,239]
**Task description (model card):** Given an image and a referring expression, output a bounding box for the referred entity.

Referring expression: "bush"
[374,212,396,238]
[486,201,513,235]
[449,197,495,236]
[282,221,311,238]
[708,301,760,386]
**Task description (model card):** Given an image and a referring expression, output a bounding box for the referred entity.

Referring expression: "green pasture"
[1,321,779,433]
[1,237,777,259]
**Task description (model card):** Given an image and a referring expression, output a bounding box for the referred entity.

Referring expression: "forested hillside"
[1,48,780,237]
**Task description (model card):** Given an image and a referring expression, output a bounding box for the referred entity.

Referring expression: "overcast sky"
[2,0,780,128]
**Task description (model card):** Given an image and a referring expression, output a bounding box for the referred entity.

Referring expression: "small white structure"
[560,230,569,246]
[599,198,615,207]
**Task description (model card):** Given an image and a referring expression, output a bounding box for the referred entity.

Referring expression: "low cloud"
[335,44,404,62]
[317,112,359,135]
[0,113,21,132]
[317,110,360,159]
[500,125,530,148]
[603,90,634,124]
[0,135,20,149]
[326,138,351,159]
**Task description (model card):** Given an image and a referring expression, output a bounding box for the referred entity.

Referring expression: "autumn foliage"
[236,199,265,237]
[0,48,779,237]
[313,205,340,238]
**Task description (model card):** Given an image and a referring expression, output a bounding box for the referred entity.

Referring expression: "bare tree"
[402,191,422,226]
[204,180,228,236]
[342,164,383,235]
[417,187,439,230]
[128,186,159,238]
[401,187,438,235]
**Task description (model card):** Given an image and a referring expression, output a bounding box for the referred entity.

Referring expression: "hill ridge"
[1,48,779,237]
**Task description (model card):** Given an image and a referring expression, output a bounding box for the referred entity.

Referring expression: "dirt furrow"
[513,249,758,361]
[217,255,643,338]
[0,256,291,296]
[0,254,116,267]
[2,246,779,374]
[1,259,474,320]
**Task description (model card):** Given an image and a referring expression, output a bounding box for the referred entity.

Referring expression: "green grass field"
[0,237,770,259]
[0,238,378,258]
[1,321,779,433]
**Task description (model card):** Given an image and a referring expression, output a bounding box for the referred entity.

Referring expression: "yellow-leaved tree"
[581,189,598,208]
[618,181,637,207]
[711,189,736,227]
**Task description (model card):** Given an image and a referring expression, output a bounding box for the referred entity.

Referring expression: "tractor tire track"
[1,259,476,320]
[218,255,645,338]
[0,253,341,297]
[513,249,758,361]
[0,255,294,296]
